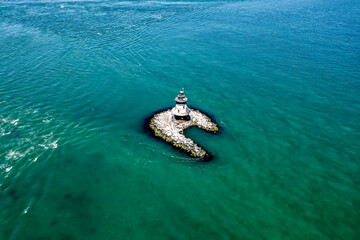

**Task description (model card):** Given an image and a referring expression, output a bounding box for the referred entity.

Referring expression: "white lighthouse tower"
[172,89,190,121]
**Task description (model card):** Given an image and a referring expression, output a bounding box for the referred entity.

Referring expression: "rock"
[149,108,219,158]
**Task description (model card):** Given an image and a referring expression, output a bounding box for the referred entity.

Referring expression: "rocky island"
[148,90,219,160]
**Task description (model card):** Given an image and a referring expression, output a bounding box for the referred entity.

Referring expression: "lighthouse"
[172,89,190,121]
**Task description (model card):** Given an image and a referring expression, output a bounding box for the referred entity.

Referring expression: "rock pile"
[149,108,219,158]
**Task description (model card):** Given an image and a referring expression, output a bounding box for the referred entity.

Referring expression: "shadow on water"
[0,145,130,240]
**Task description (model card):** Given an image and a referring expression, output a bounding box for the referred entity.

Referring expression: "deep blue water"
[1,0,359,239]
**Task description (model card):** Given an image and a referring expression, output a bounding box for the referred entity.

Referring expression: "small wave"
[38,144,48,149]
[124,24,136,29]
[39,138,59,149]
[42,132,53,138]
[143,1,204,6]
[22,198,34,215]
[49,139,59,149]
[10,119,19,125]
[220,120,227,127]
[5,150,24,161]
[23,206,30,214]
[150,15,163,20]
[42,119,52,123]
[1,131,11,136]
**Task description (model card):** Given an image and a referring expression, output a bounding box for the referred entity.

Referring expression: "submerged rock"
[149,108,219,159]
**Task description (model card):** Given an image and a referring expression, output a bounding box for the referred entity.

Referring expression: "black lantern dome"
[175,90,188,104]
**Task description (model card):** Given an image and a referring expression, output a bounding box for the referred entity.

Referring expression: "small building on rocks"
[148,89,219,159]
[172,89,190,121]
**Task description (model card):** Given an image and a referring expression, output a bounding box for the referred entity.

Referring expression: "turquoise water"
[1,0,359,239]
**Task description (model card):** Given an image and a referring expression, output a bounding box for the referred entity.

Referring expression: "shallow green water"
[1,0,359,239]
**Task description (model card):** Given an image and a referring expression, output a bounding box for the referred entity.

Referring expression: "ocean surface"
[1,0,359,239]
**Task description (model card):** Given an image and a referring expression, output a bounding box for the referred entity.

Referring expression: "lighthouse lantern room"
[172,89,190,121]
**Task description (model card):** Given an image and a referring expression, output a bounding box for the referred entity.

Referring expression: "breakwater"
[148,108,219,160]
